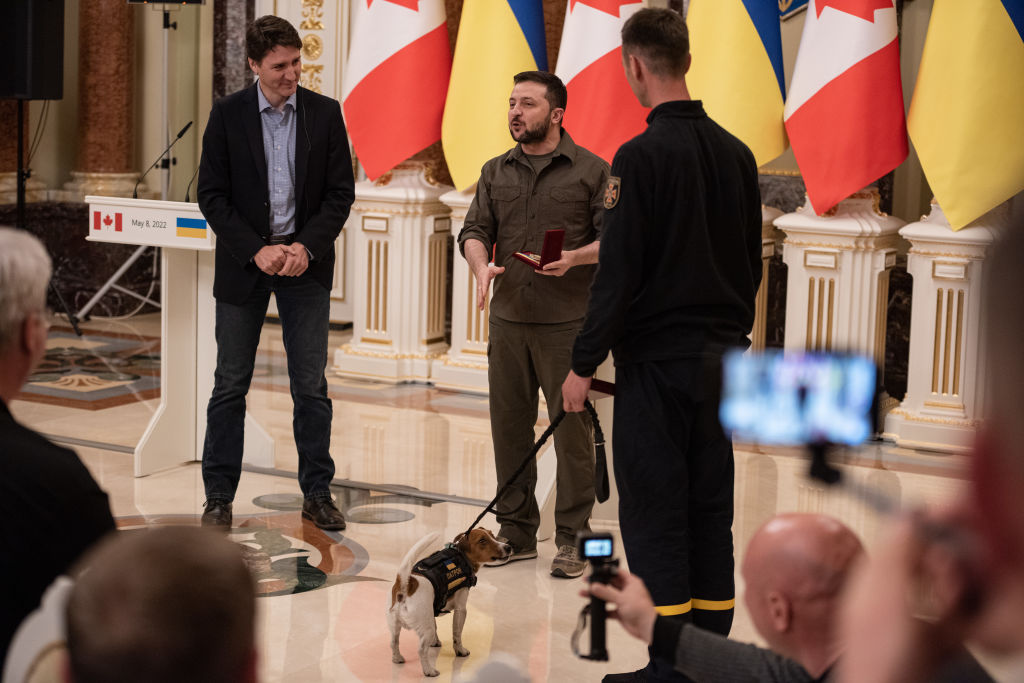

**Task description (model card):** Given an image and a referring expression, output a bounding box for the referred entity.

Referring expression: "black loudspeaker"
[0,0,65,100]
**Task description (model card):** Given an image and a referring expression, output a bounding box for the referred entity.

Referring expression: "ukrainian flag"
[176,216,207,239]
[909,0,1024,229]
[442,0,547,190]
[687,0,787,167]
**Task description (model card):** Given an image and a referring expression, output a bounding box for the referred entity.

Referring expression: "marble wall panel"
[214,0,255,100]
[0,101,31,174]
[76,0,134,173]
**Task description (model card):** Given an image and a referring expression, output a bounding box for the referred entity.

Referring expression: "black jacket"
[197,83,355,304]
[0,400,115,665]
[572,100,762,375]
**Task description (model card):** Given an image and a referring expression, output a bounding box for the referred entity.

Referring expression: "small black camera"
[573,531,619,661]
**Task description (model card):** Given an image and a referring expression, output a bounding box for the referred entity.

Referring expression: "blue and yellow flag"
[442,0,547,190]
[909,0,1024,229]
[687,0,787,167]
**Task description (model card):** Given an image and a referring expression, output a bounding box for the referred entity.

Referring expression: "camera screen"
[583,538,613,558]
[720,350,876,446]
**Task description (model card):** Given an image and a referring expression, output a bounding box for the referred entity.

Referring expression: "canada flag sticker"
[92,211,123,232]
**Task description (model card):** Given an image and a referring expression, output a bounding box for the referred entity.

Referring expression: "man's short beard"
[511,116,553,144]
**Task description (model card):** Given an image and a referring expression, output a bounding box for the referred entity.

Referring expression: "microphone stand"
[133,121,192,199]
[76,121,192,322]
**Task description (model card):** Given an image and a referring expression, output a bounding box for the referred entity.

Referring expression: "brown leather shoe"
[201,499,232,530]
[302,497,346,530]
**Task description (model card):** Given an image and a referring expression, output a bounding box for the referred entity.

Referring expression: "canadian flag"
[342,0,451,181]
[784,0,908,214]
[555,0,647,165]
[93,211,122,232]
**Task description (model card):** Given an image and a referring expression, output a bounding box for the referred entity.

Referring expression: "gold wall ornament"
[302,34,323,61]
[301,64,323,93]
[300,0,324,30]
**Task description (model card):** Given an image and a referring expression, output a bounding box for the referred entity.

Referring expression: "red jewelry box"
[514,229,565,270]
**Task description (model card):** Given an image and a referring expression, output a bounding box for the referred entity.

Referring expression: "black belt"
[268,234,294,245]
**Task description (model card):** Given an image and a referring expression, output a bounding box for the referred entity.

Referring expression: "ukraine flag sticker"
[176,216,207,239]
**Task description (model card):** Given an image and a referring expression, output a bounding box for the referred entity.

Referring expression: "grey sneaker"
[551,544,585,578]
[484,538,538,567]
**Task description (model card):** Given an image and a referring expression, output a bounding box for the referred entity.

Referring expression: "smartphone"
[719,350,877,446]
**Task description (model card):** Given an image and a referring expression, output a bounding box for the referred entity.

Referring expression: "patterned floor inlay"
[18,326,160,409]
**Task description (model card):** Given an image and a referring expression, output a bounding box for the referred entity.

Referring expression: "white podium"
[85,196,274,476]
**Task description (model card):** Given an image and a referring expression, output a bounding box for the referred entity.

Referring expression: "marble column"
[213,0,254,100]
[333,163,455,383]
[775,189,906,367]
[63,0,139,199]
[433,188,490,394]
[883,202,998,453]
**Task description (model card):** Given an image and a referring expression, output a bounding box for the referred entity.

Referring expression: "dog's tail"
[395,531,441,602]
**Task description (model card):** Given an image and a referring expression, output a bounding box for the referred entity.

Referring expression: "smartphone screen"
[720,350,877,446]
[583,538,613,559]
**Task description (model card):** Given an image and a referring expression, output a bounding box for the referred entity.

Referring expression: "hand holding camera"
[572,532,620,661]
[584,570,659,646]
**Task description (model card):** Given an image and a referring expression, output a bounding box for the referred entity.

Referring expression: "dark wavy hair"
[245,15,302,64]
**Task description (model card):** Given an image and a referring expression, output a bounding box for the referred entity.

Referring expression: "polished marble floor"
[12,313,1019,681]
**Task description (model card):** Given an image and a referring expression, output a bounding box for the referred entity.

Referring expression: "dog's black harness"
[412,544,478,617]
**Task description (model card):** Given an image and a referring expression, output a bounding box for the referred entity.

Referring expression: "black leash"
[464,399,608,537]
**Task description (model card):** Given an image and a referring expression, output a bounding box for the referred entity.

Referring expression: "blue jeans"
[202,273,335,502]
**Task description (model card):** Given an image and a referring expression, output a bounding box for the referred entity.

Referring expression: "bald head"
[744,514,863,600]
[741,514,863,671]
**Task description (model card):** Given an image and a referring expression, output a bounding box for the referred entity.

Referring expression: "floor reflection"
[7,313,987,682]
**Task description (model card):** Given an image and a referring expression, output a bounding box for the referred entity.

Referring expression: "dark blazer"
[0,400,116,666]
[197,83,355,304]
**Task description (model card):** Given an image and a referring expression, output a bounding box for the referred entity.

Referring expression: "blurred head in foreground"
[65,526,257,683]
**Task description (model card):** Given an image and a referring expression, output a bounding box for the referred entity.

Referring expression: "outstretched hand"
[474,264,505,310]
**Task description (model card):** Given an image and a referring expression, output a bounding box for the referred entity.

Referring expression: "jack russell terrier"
[387,528,510,677]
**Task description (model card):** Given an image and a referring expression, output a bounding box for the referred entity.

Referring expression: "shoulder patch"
[604,176,621,209]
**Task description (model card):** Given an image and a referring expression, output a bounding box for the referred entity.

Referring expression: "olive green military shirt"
[458,129,610,324]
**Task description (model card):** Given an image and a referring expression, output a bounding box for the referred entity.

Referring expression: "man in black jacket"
[0,228,116,667]
[562,9,762,681]
[197,15,354,531]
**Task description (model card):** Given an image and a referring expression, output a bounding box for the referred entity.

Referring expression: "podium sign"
[86,196,214,251]
[84,196,273,477]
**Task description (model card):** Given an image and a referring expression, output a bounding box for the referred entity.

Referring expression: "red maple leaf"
[103,214,112,227]
[367,0,420,9]
[816,0,894,22]
[571,0,636,17]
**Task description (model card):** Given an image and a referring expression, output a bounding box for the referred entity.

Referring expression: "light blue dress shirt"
[256,83,297,238]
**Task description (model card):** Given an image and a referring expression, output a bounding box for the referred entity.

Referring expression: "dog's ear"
[454,531,472,551]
